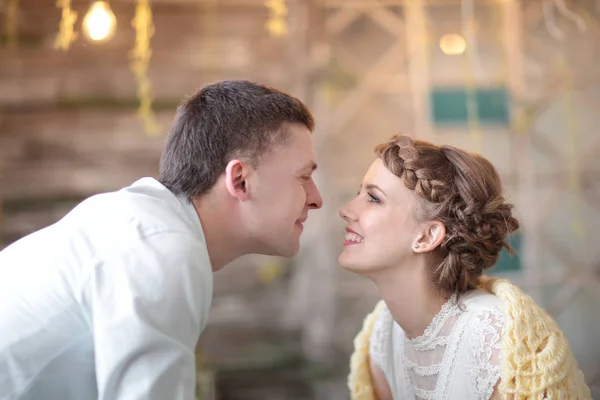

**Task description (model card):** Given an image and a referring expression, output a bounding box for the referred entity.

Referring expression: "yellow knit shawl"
[348,276,592,400]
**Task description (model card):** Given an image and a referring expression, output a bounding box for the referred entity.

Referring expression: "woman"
[342,134,591,400]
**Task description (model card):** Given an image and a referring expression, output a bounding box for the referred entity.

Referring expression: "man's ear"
[225,159,251,201]
[413,221,446,253]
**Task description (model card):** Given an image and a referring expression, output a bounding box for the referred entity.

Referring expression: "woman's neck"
[370,262,449,339]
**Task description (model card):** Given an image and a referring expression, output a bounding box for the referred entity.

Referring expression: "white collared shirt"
[0,178,213,400]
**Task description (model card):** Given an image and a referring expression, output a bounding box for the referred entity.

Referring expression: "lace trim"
[407,294,459,351]
[414,386,436,399]
[468,307,504,400]
[396,331,414,399]
[405,358,442,376]
[432,310,471,399]
[413,334,449,351]
[399,294,466,400]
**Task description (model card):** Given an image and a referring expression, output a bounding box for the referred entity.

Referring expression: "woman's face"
[338,158,425,274]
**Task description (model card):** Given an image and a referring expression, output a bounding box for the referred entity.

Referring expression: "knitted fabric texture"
[347,276,592,400]
[348,300,386,400]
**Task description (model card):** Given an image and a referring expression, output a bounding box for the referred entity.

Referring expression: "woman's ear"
[413,221,446,253]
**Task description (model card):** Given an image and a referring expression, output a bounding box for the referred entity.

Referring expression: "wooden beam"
[320,0,510,7]
[330,39,406,135]
[283,0,339,369]
[502,0,543,302]
[0,98,181,112]
[540,232,600,315]
[326,8,363,36]
[365,6,405,36]
[405,0,432,140]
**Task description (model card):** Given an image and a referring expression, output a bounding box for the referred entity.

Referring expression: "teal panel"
[476,88,510,124]
[488,233,522,274]
[430,89,468,124]
[430,86,510,126]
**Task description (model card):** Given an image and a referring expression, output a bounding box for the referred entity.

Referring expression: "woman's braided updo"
[375,134,519,296]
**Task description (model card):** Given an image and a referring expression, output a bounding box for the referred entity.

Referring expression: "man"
[0,80,323,399]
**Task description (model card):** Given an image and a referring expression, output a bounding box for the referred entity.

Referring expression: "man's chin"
[279,246,300,258]
[253,239,299,258]
[272,241,300,258]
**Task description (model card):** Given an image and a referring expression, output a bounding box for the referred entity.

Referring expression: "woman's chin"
[338,253,364,273]
[338,251,350,265]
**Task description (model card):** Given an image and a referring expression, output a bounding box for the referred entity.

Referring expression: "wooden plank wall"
[0,0,301,245]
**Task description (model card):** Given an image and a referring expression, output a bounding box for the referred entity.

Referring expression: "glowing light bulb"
[82,1,117,42]
[439,33,467,56]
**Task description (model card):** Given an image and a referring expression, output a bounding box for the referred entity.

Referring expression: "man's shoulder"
[72,178,192,237]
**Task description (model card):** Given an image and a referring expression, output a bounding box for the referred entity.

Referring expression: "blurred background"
[1,0,600,398]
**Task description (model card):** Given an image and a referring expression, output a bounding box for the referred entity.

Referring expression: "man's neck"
[191,195,248,271]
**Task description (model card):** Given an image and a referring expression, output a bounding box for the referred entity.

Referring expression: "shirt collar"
[130,177,206,245]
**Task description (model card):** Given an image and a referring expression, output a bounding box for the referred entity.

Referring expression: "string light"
[4,0,19,48]
[439,33,467,56]
[82,1,117,42]
[265,0,288,37]
[54,0,77,51]
[130,0,160,135]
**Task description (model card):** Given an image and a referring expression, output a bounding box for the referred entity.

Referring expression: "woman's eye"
[356,190,379,203]
[368,193,380,203]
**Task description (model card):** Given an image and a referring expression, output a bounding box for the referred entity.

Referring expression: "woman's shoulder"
[461,289,505,316]
[460,289,506,341]
[367,301,396,371]
[456,291,505,399]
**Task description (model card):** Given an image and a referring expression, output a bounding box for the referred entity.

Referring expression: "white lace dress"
[369,289,505,400]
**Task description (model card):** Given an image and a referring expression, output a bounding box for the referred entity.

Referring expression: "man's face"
[242,123,323,257]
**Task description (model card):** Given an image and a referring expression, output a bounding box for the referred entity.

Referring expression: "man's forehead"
[264,126,318,169]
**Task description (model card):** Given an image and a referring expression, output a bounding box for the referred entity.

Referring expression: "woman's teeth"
[345,232,363,243]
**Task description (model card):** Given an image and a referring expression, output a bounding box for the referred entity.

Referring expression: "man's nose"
[307,181,323,210]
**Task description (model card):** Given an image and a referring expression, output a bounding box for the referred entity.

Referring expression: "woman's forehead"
[364,159,414,203]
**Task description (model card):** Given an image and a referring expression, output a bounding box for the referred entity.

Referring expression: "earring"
[414,244,419,249]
